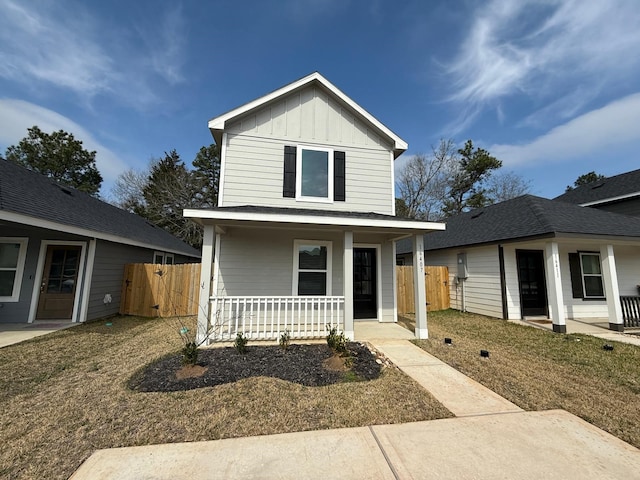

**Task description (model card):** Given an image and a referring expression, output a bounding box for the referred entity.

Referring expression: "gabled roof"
[397,195,640,254]
[208,72,408,158]
[0,160,200,257]
[554,168,640,206]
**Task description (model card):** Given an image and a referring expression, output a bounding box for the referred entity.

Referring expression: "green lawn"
[413,310,640,448]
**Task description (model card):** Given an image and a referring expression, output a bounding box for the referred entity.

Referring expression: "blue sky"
[1,0,640,200]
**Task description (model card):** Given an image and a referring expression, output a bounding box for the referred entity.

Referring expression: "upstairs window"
[297,146,333,202]
[283,146,345,202]
[0,238,28,302]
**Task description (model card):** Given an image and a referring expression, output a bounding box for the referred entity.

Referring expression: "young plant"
[326,325,348,354]
[279,330,291,351]
[234,332,249,354]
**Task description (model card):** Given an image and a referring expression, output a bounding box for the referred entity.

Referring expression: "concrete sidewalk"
[71,410,640,480]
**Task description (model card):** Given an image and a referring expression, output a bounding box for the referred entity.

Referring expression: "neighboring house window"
[153,252,174,265]
[568,252,605,299]
[580,253,605,298]
[0,238,28,302]
[293,240,332,295]
[282,146,345,202]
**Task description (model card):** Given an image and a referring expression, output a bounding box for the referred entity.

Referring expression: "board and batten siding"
[427,246,503,318]
[220,85,395,214]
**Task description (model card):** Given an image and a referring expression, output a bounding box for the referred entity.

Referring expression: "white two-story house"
[185,73,444,343]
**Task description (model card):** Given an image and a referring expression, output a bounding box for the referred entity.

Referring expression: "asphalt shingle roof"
[0,160,200,257]
[553,169,640,205]
[397,194,640,254]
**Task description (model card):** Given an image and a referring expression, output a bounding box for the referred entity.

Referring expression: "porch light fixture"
[603,344,614,351]
[444,338,452,345]
[480,349,490,358]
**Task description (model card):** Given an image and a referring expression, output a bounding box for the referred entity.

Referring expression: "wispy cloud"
[489,92,640,166]
[442,0,640,132]
[0,0,187,108]
[0,99,129,185]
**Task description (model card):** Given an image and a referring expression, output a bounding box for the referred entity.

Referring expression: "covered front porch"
[184,207,444,344]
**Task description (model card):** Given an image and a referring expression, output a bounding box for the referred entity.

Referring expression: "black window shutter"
[283,146,296,198]
[334,151,345,202]
[568,253,584,299]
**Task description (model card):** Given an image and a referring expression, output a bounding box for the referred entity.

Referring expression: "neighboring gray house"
[185,72,444,342]
[0,160,200,324]
[397,195,640,333]
[554,169,640,217]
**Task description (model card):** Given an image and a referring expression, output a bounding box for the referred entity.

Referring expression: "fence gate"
[120,263,200,317]
[396,265,450,314]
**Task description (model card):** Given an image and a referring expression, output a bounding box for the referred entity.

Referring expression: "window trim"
[295,145,334,203]
[579,252,605,299]
[292,240,332,296]
[0,238,28,302]
[153,251,175,265]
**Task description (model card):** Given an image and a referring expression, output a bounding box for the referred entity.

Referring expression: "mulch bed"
[129,342,382,392]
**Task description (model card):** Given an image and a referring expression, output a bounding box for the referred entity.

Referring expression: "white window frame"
[0,238,28,302]
[295,145,334,203]
[153,252,175,265]
[579,252,605,299]
[292,240,332,296]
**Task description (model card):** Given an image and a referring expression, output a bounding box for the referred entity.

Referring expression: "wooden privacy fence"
[396,265,450,314]
[120,263,201,317]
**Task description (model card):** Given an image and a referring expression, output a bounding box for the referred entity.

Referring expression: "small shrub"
[279,330,291,351]
[234,333,249,354]
[326,325,348,354]
[182,342,198,365]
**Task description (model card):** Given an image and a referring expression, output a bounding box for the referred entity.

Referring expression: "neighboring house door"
[516,250,548,317]
[354,248,377,319]
[36,245,82,320]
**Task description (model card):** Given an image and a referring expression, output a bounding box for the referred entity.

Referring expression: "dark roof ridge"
[525,195,556,232]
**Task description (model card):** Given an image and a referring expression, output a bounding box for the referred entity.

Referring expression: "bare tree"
[396,139,457,220]
[485,171,531,203]
[110,167,151,214]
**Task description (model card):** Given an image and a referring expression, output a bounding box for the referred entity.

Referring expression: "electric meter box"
[457,253,468,279]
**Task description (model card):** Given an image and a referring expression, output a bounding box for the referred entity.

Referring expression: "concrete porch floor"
[515,317,640,346]
[354,321,414,341]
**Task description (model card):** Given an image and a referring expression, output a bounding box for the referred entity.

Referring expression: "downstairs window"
[293,240,332,295]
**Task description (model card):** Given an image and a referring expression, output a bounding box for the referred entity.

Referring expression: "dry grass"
[412,310,640,448]
[0,316,451,480]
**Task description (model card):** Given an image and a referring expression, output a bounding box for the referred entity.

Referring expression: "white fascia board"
[579,191,640,207]
[183,208,445,232]
[0,210,198,257]
[207,72,408,156]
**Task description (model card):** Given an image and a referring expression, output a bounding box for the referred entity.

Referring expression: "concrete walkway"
[71,326,640,479]
[370,339,522,417]
[514,318,640,347]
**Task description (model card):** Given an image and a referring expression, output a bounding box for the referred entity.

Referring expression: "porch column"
[343,231,354,340]
[544,241,566,333]
[413,234,428,339]
[600,244,624,331]
[196,224,215,345]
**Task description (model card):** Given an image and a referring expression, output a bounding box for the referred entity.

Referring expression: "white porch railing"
[208,296,345,342]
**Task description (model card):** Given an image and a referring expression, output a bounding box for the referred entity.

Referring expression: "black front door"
[516,250,548,317]
[354,248,377,319]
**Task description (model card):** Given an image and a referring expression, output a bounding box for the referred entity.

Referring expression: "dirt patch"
[129,342,382,392]
[323,354,348,371]
[175,364,208,380]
